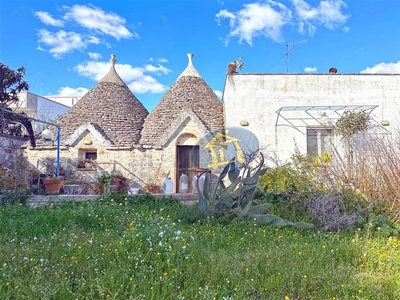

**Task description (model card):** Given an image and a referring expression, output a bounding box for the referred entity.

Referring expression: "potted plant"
[77,159,96,169]
[145,181,162,194]
[227,56,245,74]
[110,170,122,186]
[42,174,64,194]
[97,171,112,196]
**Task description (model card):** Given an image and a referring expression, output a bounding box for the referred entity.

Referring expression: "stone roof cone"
[56,54,149,148]
[140,53,224,147]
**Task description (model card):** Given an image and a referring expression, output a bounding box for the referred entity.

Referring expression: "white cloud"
[63,4,137,40]
[149,57,169,64]
[143,64,171,75]
[88,52,102,60]
[292,0,350,34]
[214,90,223,100]
[304,66,317,73]
[360,61,400,74]
[216,2,291,45]
[34,11,64,27]
[56,86,89,96]
[37,29,99,58]
[216,0,350,45]
[128,76,166,94]
[73,59,171,94]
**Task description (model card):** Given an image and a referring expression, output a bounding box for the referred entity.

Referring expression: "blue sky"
[1,0,400,112]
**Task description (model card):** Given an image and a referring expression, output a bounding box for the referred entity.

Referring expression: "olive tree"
[0,63,29,108]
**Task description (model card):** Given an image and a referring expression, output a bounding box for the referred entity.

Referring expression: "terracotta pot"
[147,186,161,194]
[42,178,63,194]
[110,179,121,186]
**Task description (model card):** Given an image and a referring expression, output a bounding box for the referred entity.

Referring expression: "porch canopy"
[275,104,379,132]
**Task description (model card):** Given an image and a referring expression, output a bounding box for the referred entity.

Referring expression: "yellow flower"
[163,272,168,276]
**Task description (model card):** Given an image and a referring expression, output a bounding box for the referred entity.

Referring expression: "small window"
[307,128,333,158]
[85,151,97,160]
[77,149,97,168]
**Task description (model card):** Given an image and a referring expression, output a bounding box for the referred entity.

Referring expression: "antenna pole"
[285,39,309,73]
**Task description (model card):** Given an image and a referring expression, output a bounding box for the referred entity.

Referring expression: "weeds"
[0,198,399,299]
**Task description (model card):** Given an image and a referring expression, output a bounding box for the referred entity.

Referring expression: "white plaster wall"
[223,74,400,162]
[15,92,69,121]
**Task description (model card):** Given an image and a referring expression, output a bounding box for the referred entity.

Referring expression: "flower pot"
[147,186,161,194]
[110,179,121,186]
[42,178,63,194]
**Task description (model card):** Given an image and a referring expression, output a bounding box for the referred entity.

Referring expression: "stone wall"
[23,116,208,194]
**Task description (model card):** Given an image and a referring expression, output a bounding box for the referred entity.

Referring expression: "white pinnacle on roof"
[100,54,125,85]
[178,53,201,78]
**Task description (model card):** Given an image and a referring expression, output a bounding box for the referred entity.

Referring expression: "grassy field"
[0,195,399,299]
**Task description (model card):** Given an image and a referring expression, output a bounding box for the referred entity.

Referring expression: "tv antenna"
[285,39,309,73]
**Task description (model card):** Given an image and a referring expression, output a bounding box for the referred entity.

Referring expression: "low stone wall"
[28,193,199,207]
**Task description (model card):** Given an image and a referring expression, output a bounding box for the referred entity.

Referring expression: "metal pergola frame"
[275,104,385,133]
[0,107,61,177]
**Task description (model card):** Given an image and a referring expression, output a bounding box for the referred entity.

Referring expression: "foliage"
[0,63,29,108]
[197,153,267,217]
[259,146,320,193]
[233,199,314,229]
[356,212,400,237]
[335,110,371,138]
[197,153,314,228]
[0,164,31,205]
[307,194,359,232]
[229,56,245,70]
[77,159,96,169]
[0,198,399,299]
[97,171,112,197]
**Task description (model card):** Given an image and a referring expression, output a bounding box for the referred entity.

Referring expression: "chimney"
[329,67,338,74]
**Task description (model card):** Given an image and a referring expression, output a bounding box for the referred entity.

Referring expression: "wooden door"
[177,146,199,193]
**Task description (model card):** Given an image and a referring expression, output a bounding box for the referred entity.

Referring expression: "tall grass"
[1,196,399,299]
[261,131,400,222]
[322,131,400,220]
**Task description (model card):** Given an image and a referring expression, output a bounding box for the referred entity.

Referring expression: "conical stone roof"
[56,54,149,148]
[140,53,224,147]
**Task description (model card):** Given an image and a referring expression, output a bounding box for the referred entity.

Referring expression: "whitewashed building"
[222,73,400,162]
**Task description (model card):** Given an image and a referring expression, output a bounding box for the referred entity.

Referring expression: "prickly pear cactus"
[196,153,314,229]
[197,153,267,216]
